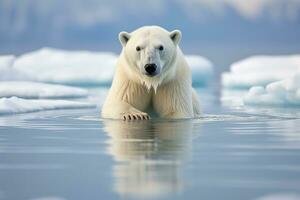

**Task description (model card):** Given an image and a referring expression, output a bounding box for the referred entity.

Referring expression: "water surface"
[0,88,300,200]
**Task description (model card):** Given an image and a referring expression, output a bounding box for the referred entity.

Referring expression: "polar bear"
[102,26,201,120]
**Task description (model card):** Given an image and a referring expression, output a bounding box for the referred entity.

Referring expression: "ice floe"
[13,48,118,86]
[186,55,214,86]
[0,81,88,99]
[0,97,95,115]
[243,72,300,107]
[222,55,300,89]
[0,55,33,81]
[0,55,15,68]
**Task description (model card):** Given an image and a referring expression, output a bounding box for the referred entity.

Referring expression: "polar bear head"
[119,26,181,89]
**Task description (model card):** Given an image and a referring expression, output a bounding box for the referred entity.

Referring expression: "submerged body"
[102,26,201,120]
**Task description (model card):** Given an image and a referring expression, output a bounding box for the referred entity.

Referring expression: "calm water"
[0,88,300,200]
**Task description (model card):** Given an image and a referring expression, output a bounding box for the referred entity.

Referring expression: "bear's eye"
[136,46,141,51]
[158,45,164,51]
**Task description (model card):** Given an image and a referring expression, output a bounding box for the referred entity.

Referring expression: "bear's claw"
[122,113,150,121]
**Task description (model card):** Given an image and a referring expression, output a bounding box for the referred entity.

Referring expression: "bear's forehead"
[132,27,169,37]
[132,30,169,42]
[133,26,168,34]
[132,35,168,46]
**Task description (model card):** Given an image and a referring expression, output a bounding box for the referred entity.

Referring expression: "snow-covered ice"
[13,48,118,85]
[0,55,15,68]
[221,54,300,107]
[0,97,95,115]
[0,55,33,81]
[222,55,300,89]
[0,81,88,99]
[186,55,214,85]
[243,72,300,107]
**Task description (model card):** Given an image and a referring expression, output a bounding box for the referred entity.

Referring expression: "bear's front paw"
[121,112,150,120]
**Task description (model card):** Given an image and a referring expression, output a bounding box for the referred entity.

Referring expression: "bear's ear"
[119,31,131,47]
[170,30,181,45]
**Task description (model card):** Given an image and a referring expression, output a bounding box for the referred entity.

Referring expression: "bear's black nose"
[144,64,157,75]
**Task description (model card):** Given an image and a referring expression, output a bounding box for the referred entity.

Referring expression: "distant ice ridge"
[0,55,14,69]
[0,81,88,99]
[0,97,95,115]
[13,48,117,86]
[0,55,33,81]
[244,71,300,107]
[1,48,214,86]
[186,55,214,86]
[222,55,300,89]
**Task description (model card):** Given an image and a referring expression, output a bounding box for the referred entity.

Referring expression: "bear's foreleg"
[102,100,150,120]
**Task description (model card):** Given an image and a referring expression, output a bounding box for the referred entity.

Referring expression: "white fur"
[102,26,201,119]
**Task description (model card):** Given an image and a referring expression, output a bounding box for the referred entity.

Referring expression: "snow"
[222,55,300,89]
[0,55,33,81]
[0,97,95,115]
[0,55,14,68]
[13,48,118,86]
[243,72,300,107]
[0,81,88,99]
[221,54,300,107]
[186,55,214,86]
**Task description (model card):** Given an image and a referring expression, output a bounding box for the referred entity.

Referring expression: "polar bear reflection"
[103,119,193,198]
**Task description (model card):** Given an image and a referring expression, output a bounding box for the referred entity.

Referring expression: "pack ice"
[222,55,300,89]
